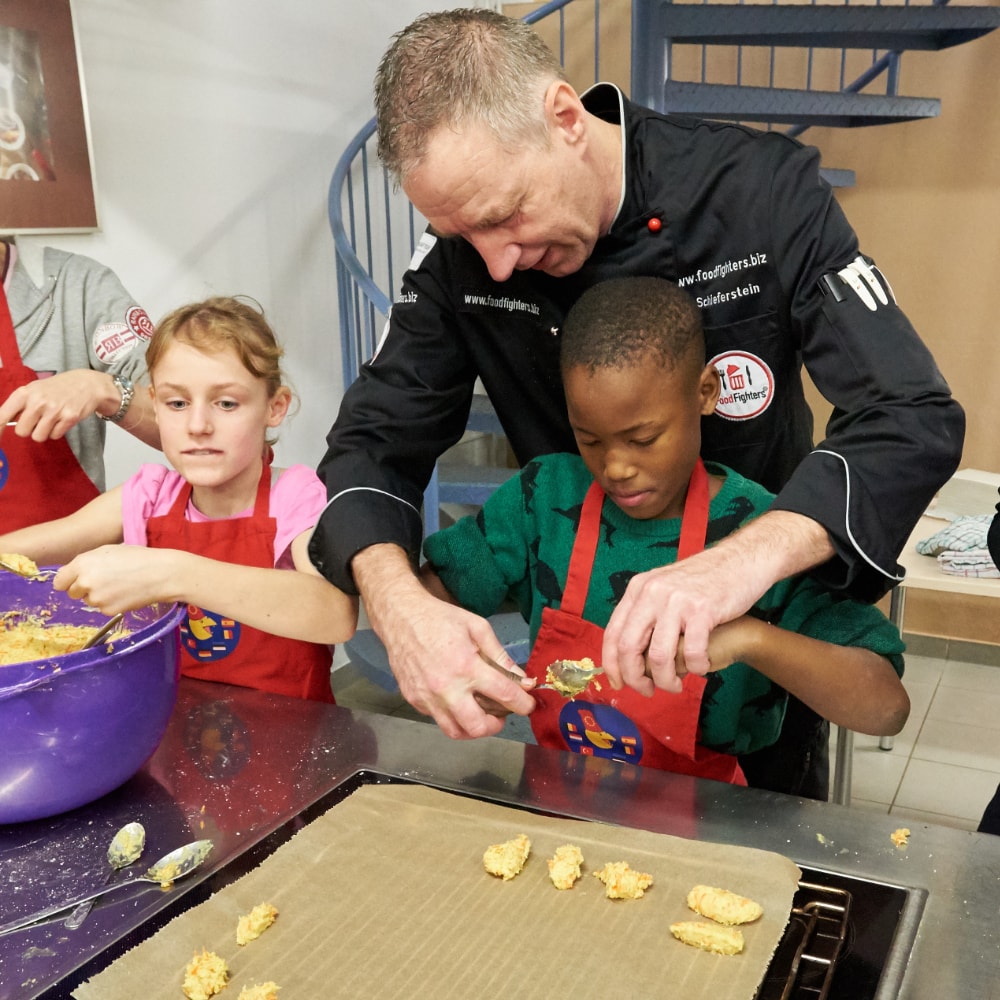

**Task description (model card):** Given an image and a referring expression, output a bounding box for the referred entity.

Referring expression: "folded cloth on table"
[936,549,1000,578]
[916,515,992,556]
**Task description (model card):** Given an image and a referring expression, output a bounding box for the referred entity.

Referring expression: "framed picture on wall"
[0,0,97,232]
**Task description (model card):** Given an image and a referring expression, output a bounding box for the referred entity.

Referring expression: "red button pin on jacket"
[647,217,662,233]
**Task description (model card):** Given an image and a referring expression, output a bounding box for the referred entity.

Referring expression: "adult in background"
[310,9,964,799]
[0,237,158,531]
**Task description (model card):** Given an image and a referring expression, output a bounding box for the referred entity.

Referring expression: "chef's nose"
[471,236,522,283]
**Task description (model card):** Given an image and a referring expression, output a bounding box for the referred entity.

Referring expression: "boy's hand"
[673,617,762,677]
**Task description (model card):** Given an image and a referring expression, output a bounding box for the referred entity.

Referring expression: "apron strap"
[560,482,605,617]
[677,457,709,561]
[0,281,20,367]
[559,458,711,618]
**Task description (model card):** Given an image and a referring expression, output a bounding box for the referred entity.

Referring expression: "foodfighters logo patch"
[710,350,774,421]
[92,307,154,364]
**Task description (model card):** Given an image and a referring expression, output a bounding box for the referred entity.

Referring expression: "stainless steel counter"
[1,677,998,999]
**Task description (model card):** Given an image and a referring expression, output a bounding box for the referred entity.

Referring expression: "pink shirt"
[121,464,326,568]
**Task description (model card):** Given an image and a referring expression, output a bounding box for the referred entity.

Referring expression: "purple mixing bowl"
[0,570,184,824]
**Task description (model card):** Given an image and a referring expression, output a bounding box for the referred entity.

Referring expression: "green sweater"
[423,455,905,755]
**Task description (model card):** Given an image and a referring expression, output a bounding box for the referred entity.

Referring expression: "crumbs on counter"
[890,827,911,849]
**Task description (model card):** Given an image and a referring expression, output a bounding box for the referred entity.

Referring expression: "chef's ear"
[699,363,721,416]
[544,80,586,145]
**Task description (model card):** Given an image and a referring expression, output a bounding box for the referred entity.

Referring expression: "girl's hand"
[53,545,178,614]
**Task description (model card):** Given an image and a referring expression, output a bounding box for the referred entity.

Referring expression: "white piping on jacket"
[813,448,904,585]
[320,485,421,518]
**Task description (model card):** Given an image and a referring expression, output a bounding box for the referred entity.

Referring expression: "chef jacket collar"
[581,82,628,232]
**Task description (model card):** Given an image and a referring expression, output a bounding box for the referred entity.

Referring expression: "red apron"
[145,460,335,702]
[0,281,100,531]
[525,459,745,784]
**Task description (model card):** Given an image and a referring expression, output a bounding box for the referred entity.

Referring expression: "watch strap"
[100,373,135,423]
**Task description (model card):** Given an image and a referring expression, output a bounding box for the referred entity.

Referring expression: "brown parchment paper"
[75,784,801,1000]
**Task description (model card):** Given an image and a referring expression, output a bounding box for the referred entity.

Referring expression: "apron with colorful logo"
[145,459,334,702]
[0,282,100,530]
[525,459,745,784]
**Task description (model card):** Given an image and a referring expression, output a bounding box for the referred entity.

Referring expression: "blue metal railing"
[329,0,590,393]
[329,0,590,534]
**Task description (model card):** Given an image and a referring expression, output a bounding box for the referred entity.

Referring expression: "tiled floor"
[331,634,1000,832]
[840,635,1000,832]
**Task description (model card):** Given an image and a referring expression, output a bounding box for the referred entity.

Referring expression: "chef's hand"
[0,370,125,442]
[354,544,536,739]
[602,511,834,696]
[672,617,758,679]
[53,544,175,613]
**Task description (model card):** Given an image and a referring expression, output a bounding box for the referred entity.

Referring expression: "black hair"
[560,277,705,377]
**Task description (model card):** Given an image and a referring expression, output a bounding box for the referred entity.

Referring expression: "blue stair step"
[820,168,855,189]
[466,393,505,435]
[661,81,940,127]
[648,3,1000,51]
[436,462,516,506]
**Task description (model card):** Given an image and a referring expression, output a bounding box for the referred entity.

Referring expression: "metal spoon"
[63,821,146,930]
[474,650,531,717]
[541,658,605,697]
[0,554,54,581]
[0,838,213,937]
[478,651,605,698]
[81,612,127,650]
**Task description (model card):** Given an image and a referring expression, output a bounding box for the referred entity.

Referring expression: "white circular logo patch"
[710,350,774,421]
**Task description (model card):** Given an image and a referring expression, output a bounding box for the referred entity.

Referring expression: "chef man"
[0,237,159,531]
[309,9,963,799]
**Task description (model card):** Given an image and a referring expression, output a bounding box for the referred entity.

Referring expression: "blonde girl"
[0,297,356,701]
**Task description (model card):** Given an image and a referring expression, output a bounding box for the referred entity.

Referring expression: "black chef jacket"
[312,84,964,604]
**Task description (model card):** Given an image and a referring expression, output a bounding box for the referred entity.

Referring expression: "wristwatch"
[100,373,135,424]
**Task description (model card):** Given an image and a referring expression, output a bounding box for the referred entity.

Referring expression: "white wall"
[15,0,432,484]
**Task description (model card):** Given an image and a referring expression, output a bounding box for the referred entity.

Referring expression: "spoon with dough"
[0,839,214,937]
[64,821,146,929]
[0,553,54,581]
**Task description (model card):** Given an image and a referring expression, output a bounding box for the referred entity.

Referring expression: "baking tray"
[56,771,923,1000]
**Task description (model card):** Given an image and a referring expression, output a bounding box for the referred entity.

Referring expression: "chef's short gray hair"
[374,8,567,183]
